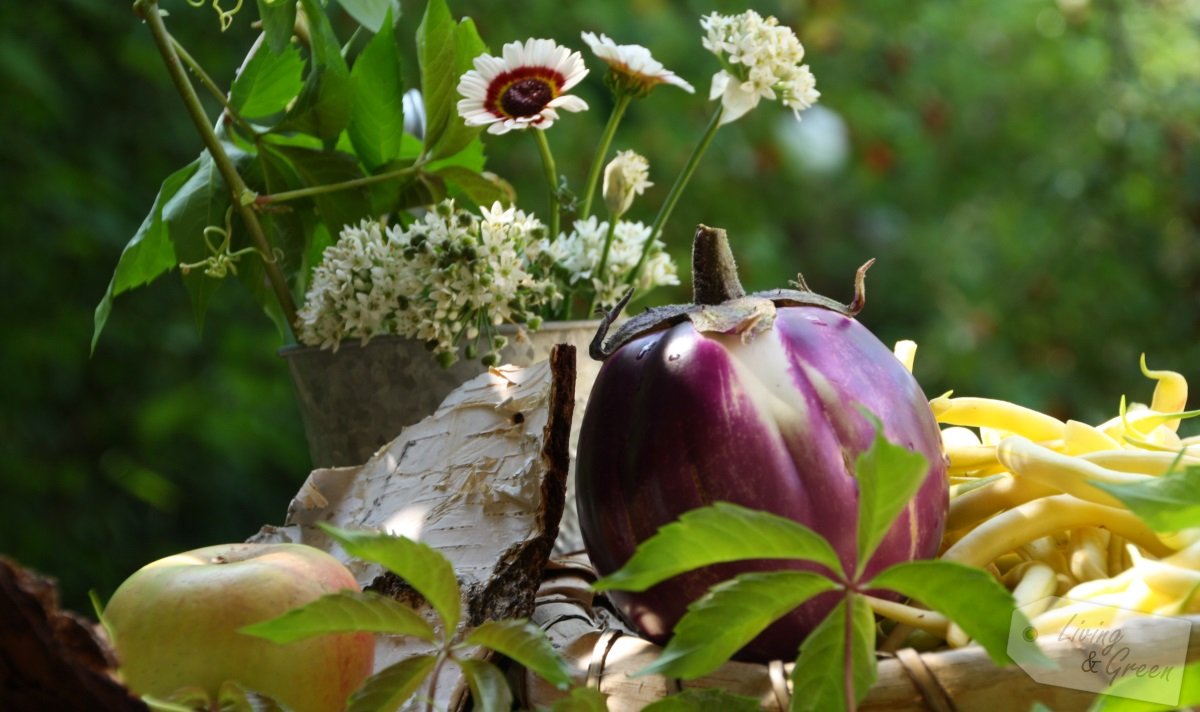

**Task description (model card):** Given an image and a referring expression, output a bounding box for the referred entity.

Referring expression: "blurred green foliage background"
[3,0,1198,612]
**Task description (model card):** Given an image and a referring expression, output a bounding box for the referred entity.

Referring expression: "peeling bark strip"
[0,557,147,711]
[251,346,576,712]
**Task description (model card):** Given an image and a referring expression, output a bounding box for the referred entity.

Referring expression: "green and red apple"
[103,542,374,711]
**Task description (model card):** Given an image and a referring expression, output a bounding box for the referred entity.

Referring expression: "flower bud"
[602,150,652,218]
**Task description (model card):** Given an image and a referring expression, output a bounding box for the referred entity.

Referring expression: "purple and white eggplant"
[575,225,948,661]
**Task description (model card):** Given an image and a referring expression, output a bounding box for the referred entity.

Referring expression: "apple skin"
[103,542,374,712]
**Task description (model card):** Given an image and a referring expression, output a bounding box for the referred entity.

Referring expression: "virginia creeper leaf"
[230,42,304,120]
[164,149,237,332]
[267,144,370,234]
[349,8,405,170]
[1091,466,1200,533]
[239,590,436,643]
[457,659,512,712]
[642,689,763,712]
[550,687,609,712]
[435,166,514,208]
[426,16,486,160]
[334,0,399,33]
[638,571,839,680]
[322,524,461,632]
[415,0,456,154]
[93,159,197,352]
[866,559,1024,666]
[298,0,347,76]
[346,654,437,712]
[424,134,485,173]
[256,0,297,55]
[464,619,571,690]
[593,502,844,593]
[853,410,930,577]
[788,595,876,712]
[276,0,351,140]
[215,680,290,711]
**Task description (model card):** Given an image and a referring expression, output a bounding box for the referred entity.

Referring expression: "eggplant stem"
[589,288,635,361]
[691,225,746,306]
[847,259,875,316]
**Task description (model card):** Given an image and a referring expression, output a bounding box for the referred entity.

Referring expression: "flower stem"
[133,0,298,338]
[257,163,423,205]
[533,128,560,240]
[844,595,857,712]
[579,92,633,219]
[626,103,724,288]
[587,218,621,316]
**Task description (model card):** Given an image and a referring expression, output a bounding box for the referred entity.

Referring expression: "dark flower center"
[500,78,554,117]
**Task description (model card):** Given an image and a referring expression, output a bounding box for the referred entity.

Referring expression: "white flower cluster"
[701,10,820,124]
[546,216,679,310]
[297,201,559,365]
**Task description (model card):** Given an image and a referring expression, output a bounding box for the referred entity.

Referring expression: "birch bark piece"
[251,345,575,712]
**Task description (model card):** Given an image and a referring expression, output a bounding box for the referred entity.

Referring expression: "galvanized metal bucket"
[280,321,602,468]
[280,321,604,553]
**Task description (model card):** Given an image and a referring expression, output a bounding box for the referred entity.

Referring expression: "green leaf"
[457,659,512,712]
[335,0,398,33]
[346,654,437,712]
[267,144,371,234]
[415,0,456,154]
[215,680,292,711]
[550,687,609,712]
[436,165,514,208]
[464,619,571,690]
[230,42,304,120]
[638,571,840,680]
[164,149,239,331]
[789,595,876,712]
[144,688,212,711]
[349,8,405,170]
[423,134,485,173]
[276,0,352,140]
[866,559,1023,666]
[322,525,462,632]
[298,0,348,75]
[593,502,845,593]
[642,688,763,712]
[239,590,437,643]
[92,159,197,353]
[1089,658,1200,711]
[256,0,297,55]
[1091,465,1200,533]
[853,410,930,577]
[426,16,486,160]
[277,69,353,142]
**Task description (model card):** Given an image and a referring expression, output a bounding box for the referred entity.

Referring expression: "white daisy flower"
[701,10,820,124]
[456,38,590,135]
[581,32,694,96]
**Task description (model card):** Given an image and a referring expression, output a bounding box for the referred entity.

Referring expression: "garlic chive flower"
[701,10,820,124]
[603,150,652,218]
[546,217,679,311]
[581,32,694,97]
[457,38,589,135]
[297,201,560,365]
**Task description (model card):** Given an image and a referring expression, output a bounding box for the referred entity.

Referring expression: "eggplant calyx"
[588,225,875,361]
